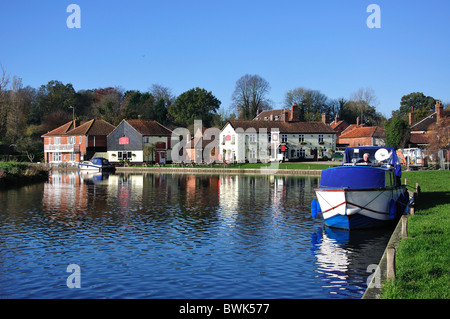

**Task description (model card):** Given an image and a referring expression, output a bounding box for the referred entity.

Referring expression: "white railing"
[44,144,80,152]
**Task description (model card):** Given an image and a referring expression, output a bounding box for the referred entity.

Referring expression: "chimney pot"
[436,100,443,122]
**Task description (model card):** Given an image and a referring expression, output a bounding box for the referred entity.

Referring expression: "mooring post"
[410,192,417,215]
[387,247,396,280]
[404,178,407,186]
[401,215,408,238]
[416,182,420,196]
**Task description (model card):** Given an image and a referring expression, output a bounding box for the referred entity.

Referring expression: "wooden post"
[410,192,416,215]
[401,215,408,238]
[387,247,396,280]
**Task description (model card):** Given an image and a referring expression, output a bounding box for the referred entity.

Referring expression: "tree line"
[0,65,445,160]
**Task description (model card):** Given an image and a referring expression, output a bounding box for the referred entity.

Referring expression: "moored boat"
[78,157,115,172]
[311,146,409,230]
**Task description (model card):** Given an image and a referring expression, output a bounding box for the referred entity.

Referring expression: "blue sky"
[1,0,449,118]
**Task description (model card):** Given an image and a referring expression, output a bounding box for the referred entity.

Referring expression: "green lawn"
[381,170,450,299]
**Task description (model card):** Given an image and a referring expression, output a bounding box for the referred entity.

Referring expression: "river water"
[0,171,393,299]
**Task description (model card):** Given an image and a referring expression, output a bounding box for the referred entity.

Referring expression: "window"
[318,134,324,143]
[296,149,306,158]
[52,152,62,162]
[231,135,235,143]
[55,137,61,145]
[299,134,304,143]
[69,152,76,162]
[68,136,75,144]
[143,136,150,143]
[249,150,257,161]
[118,152,122,160]
[281,134,288,143]
[79,136,82,144]
[249,134,256,143]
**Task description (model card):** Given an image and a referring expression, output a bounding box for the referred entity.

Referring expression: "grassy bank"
[381,170,450,299]
[0,162,49,189]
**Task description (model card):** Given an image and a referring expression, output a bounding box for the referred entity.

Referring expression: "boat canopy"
[320,166,392,189]
[90,157,111,166]
[343,146,402,177]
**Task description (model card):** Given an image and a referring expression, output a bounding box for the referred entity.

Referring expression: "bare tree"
[231,74,271,120]
[6,76,26,143]
[0,64,10,140]
[150,84,176,106]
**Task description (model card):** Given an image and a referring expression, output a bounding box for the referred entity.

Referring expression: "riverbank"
[55,161,337,176]
[366,170,450,299]
[0,162,49,189]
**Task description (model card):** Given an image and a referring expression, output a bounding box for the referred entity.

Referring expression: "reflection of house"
[219,116,336,162]
[107,119,174,164]
[408,101,449,148]
[42,119,116,164]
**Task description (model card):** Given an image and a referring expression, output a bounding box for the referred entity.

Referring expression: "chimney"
[256,108,260,116]
[282,109,288,122]
[356,116,360,127]
[436,100,443,122]
[290,103,299,122]
[269,114,274,121]
[409,106,414,126]
[322,113,327,124]
[334,114,338,124]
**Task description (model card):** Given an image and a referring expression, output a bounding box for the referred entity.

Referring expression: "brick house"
[408,100,449,148]
[338,125,386,147]
[42,119,115,164]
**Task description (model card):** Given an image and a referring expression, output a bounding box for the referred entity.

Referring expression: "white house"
[107,119,174,164]
[219,119,336,163]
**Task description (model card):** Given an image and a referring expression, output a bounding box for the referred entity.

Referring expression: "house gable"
[107,120,143,151]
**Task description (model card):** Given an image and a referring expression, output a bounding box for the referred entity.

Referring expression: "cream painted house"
[219,120,336,163]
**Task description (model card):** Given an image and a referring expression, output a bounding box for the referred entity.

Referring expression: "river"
[0,171,393,299]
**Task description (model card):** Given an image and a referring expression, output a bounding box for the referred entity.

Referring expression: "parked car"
[331,151,344,161]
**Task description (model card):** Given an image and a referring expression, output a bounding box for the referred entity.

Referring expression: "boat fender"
[311,199,321,218]
[389,199,397,219]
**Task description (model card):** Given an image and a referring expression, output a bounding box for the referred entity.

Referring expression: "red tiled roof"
[254,109,291,121]
[41,121,76,137]
[126,119,173,136]
[330,120,347,129]
[409,133,430,144]
[339,126,385,139]
[410,110,450,132]
[66,119,115,136]
[42,119,115,137]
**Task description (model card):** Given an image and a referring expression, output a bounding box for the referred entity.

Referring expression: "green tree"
[121,90,155,120]
[384,116,410,149]
[27,80,80,125]
[154,98,168,125]
[168,87,221,127]
[284,87,335,121]
[392,92,436,122]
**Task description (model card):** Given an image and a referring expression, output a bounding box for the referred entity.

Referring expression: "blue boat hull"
[324,213,399,230]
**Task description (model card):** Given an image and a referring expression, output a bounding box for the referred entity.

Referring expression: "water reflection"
[0,171,392,299]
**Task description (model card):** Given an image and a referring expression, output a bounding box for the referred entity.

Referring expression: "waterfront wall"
[115,166,322,176]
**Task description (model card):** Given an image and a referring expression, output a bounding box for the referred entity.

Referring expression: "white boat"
[78,157,115,172]
[311,147,409,230]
